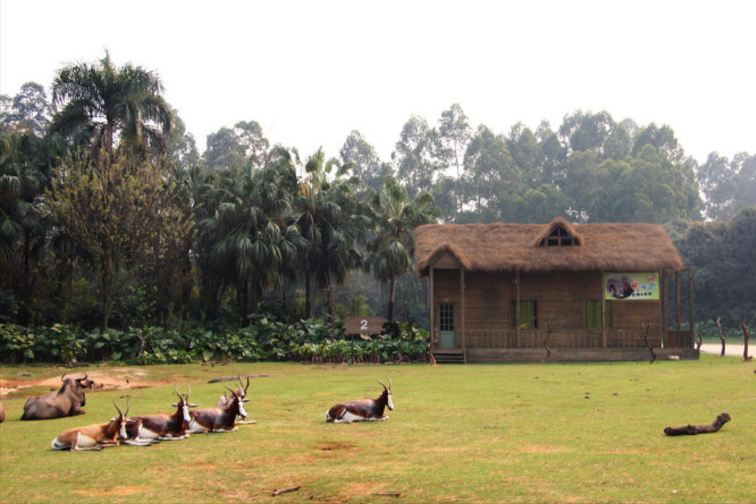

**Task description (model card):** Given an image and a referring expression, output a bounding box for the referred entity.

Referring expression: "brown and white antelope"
[325,379,393,423]
[51,399,130,451]
[217,375,254,424]
[124,386,196,446]
[188,385,249,433]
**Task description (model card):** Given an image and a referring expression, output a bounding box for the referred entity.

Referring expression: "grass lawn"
[1,355,755,503]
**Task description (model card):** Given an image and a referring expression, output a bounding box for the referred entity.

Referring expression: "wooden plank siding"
[433,269,670,351]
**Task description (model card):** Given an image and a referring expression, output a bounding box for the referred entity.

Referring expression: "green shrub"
[0,316,429,365]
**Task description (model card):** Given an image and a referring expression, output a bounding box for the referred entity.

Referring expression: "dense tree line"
[1,53,754,337]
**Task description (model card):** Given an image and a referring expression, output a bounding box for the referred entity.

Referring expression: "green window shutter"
[585,300,612,328]
[511,300,537,328]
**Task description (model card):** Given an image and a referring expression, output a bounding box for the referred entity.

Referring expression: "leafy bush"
[0,317,429,365]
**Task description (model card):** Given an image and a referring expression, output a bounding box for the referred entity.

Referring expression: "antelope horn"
[237,375,244,389]
[225,385,237,395]
[388,378,392,391]
[186,386,191,400]
[174,385,181,398]
[244,376,250,393]
[125,397,130,417]
[113,398,123,417]
[376,379,388,391]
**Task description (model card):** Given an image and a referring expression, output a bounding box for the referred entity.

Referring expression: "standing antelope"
[51,399,130,451]
[188,385,249,433]
[217,375,254,424]
[124,386,196,445]
[325,379,393,423]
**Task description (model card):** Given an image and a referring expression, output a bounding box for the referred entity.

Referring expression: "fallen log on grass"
[664,412,731,436]
[207,373,280,383]
[272,485,301,497]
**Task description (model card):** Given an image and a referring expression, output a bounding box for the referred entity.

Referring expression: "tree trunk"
[664,413,731,436]
[643,324,656,364]
[239,279,248,327]
[305,269,312,319]
[741,321,752,361]
[716,317,726,357]
[387,276,396,322]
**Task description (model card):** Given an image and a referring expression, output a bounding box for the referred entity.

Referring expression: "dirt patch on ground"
[0,367,168,397]
[73,485,151,497]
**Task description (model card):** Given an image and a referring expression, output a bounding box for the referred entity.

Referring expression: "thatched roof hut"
[415,217,683,276]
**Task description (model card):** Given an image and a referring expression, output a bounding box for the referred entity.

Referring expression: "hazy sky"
[1,1,753,163]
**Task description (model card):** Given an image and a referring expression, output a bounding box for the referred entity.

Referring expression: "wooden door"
[438,303,456,349]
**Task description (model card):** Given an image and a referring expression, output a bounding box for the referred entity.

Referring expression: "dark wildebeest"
[21,373,95,420]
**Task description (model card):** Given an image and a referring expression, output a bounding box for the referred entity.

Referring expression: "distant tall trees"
[3,59,755,332]
[50,51,174,161]
[697,152,756,221]
[676,206,756,325]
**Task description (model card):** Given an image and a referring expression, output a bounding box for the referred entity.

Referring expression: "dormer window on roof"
[540,224,580,247]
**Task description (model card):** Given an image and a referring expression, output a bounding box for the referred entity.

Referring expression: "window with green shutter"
[511,300,538,328]
[585,300,611,328]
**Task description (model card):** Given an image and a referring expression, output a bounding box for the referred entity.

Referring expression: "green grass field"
[1,355,754,503]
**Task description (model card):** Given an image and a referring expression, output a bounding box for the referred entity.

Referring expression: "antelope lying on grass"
[217,375,255,424]
[51,399,129,451]
[188,385,249,433]
[124,386,195,446]
[325,379,393,423]
[22,373,95,420]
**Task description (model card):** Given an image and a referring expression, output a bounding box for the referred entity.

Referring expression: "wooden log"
[664,413,731,436]
[716,317,726,357]
[272,485,301,497]
[207,373,280,384]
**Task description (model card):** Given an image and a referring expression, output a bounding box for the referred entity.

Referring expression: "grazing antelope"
[22,373,95,420]
[188,385,249,433]
[124,386,196,446]
[217,375,255,424]
[51,399,130,451]
[325,379,393,423]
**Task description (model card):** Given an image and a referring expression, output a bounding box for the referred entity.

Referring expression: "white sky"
[1,0,754,164]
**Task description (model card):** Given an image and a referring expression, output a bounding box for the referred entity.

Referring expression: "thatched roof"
[415,218,683,276]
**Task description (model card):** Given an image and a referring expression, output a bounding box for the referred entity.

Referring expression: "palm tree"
[368,175,439,321]
[0,131,64,324]
[199,162,303,326]
[293,148,365,320]
[50,51,174,162]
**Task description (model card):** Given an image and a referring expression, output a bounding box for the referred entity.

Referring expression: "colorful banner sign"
[604,273,659,301]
